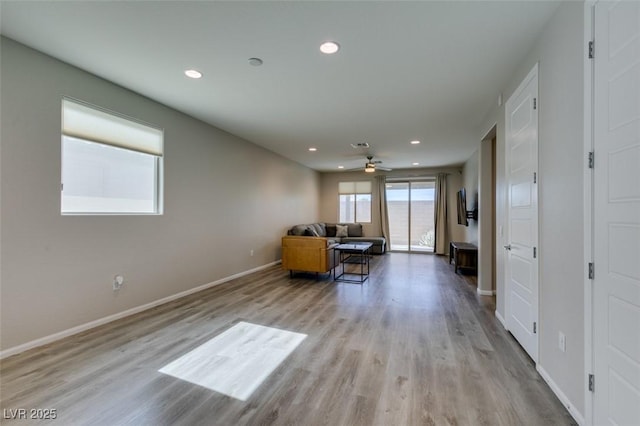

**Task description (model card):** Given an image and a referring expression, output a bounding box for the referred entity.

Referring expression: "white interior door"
[505,64,539,362]
[593,1,640,424]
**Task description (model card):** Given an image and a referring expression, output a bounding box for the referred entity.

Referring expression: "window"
[61,98,163,214]
[338,181,371,223]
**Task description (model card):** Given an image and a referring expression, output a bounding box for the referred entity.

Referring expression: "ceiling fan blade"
[341,166,392,172]
[339,155,391,172]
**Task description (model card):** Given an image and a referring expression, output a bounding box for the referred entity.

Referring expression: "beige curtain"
[434,173,448,255]
[376,175,390,252]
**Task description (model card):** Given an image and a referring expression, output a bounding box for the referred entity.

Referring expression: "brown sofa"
[281,235,338,277]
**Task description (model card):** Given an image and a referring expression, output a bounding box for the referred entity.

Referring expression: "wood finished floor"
[1,253,575,426]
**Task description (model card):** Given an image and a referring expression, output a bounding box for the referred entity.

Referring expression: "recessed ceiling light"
[410,140,421,145]
[248,57,263,66]
[184,69,202,79]
[412,162,420,166]
[320,41,340,54]
[338,165,344,169]
[308,147,317,152]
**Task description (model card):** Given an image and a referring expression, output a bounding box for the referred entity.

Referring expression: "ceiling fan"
[349,155,392,173]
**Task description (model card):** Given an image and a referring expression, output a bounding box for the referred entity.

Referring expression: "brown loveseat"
[281,235,338,277]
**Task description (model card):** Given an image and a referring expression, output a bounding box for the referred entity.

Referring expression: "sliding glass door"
[386,180,435,252]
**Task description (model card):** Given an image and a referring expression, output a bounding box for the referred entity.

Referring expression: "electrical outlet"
[113,275,124,291]
[250,249,254,257]
[558,332,566,352]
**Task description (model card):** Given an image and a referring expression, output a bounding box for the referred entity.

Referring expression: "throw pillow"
[335,224,348,237]
[347,223,363,237]
[326,224,337,237]
[304,227,319,237]
[312,223,325,237]
[292,224,309,236]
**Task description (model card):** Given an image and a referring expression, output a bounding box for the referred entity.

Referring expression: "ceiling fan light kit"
[345,155,392,173]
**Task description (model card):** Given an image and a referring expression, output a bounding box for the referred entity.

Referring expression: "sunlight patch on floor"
[159,321,306,401]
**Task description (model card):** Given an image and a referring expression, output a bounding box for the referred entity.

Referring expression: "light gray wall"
[319,168,465,251]
[0,38,320,351]
[461,149,479,244]
[477,1,586,416]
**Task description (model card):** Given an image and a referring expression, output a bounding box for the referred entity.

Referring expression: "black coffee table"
[333,243,373,283]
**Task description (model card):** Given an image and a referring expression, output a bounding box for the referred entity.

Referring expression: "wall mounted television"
[457,188,468,226]
[457,188,478,226]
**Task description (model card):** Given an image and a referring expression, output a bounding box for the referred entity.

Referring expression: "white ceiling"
[0,1,560,172]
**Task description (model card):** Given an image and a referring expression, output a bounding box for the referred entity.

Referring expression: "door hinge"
[588,262,595,280]
[61,183,64,191]
[533,247,537,259]
[533,172,537,184]
[533,98,537,110]
[533,322,537,334]
[589,41,595,59]
[588,374,595,392]
[588,151,595,169]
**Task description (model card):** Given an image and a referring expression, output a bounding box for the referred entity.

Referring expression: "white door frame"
[583,2,595,425]
[504,63,540,362]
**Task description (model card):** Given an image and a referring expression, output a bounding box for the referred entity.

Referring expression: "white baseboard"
[477,288,496,296]
[0,260,282,360]
[537,365,585,426]
[495,310,507,328]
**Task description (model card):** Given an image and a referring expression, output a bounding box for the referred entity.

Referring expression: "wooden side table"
[449,242,478,275]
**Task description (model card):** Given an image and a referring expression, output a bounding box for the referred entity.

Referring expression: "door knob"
[504,244,512,250]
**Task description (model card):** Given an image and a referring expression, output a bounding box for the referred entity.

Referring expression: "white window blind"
[62,98,163,156]
[338,181,371,194]
[338,181,372,223]
[61,98,163,215]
